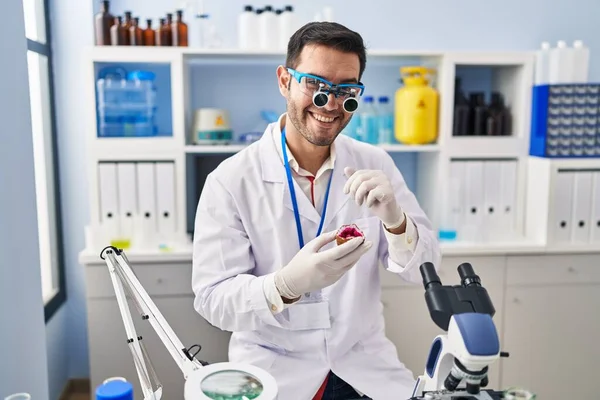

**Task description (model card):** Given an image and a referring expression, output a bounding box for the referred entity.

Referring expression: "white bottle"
[572,40,590,83]
[278,5,296,51]
[237,5,257,50]
[548,40,571,84]
[259,5,277,51]
[534,41,551,85]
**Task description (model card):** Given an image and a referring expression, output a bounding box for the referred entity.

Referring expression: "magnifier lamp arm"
[103,247,203,395]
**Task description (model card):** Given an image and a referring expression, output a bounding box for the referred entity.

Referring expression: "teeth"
[312,113,335,123]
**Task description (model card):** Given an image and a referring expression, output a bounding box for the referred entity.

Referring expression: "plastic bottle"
[377,96,394,144]
[486,92,511,136]
[237,5,256,49]
[453,78,470,136]
[94,0,114,45]
[358,96,378,144]
[469,92,487,136]
[572,40,590,83]
[394,67,439,145]
[534,41,550,85]
[278,5,295,51]
[259,6,277,50]
[548,40,573,84]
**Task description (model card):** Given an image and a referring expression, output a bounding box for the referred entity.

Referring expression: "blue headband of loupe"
[287,68,365,113]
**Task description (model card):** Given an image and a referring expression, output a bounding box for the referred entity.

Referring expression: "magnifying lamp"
[99,246,279,400]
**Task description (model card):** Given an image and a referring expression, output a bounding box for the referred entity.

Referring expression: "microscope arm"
[101,246,204,400]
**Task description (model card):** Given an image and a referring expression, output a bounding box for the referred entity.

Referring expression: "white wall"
[0,0,50,398]
[49,0,95,381]
[53,0,600,383]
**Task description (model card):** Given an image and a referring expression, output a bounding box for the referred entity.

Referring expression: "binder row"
[530,83,600,158]
[98,161,176,246]
[443,160,518,242]
[550,169,600,244]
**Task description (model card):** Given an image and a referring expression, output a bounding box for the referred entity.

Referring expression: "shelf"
[445,136,528,158]
[88,46,446,65]
[185,144,248,154]
[440,240,546,256]
[91,136,180,160]
[184,143,441,155]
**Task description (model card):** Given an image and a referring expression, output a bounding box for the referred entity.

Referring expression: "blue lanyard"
[281,127,334,249]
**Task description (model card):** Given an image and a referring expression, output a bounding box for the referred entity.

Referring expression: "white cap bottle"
[259,5,277,51]
[534,41,551,85]
[572,40,590,83]
[237,5,257,50]
[278,5,295,51]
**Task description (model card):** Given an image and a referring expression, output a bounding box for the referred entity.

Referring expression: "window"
[23,0,65,322]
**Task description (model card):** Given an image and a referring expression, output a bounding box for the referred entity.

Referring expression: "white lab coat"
[192,116,442,400]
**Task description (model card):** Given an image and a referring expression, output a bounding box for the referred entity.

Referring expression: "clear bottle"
[172,10,188,46]
[110,16,126,45]
[129,17,143,45]
[358,96,378,144]
[143,19,155,46]
[122,11,133,45]
[377,96,394,144]
[94,0,114,45]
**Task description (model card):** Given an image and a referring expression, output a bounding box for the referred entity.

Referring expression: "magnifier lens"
[313,92,329,108]
[201,370,264,400]
[343,97,359,113]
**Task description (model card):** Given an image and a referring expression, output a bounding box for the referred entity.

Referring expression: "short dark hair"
[286,22,367,80]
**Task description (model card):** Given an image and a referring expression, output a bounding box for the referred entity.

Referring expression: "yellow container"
[394,66,439,145]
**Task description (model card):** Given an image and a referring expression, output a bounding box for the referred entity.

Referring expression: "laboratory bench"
[79,246,600,400]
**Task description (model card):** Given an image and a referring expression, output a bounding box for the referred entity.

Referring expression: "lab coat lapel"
[259,121,322,227]
[323,138,351,230]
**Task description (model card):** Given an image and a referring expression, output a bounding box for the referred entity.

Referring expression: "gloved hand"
[274,230,373,300]
[343,167,405,229]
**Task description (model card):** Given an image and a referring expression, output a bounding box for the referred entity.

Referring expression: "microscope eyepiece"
[458,262,481,287]
[420,262,441,289]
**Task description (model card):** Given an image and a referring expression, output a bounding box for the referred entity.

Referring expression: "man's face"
[279,44,361,147]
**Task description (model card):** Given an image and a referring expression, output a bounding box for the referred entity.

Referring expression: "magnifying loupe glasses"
[287,68,365,114]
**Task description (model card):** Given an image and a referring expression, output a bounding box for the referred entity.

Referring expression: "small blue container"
[95,378,134,400]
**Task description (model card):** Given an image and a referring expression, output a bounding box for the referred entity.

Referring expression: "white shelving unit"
[79,46,600,400]
[81,46,600,259]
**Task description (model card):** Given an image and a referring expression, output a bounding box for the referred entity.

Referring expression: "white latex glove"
[343,167,405,229]
[274,230,373,300]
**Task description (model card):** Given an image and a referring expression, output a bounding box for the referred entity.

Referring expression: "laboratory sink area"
[3,1,600,400]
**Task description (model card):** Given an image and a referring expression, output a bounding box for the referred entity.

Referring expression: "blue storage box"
[529,83,600,158]
[96,67,158,137]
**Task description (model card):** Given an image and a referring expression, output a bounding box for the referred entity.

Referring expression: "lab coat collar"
[258,113,350,229]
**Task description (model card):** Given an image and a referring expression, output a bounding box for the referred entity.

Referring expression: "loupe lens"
[313,92,328,108]
[343,97,359,113]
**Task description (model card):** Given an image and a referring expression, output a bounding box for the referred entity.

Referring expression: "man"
[192,21,441,400]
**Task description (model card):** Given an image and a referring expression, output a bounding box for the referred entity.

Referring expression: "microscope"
[409,262,509,400]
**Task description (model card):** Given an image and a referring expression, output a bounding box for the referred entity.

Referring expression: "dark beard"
[286,97,351,146]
